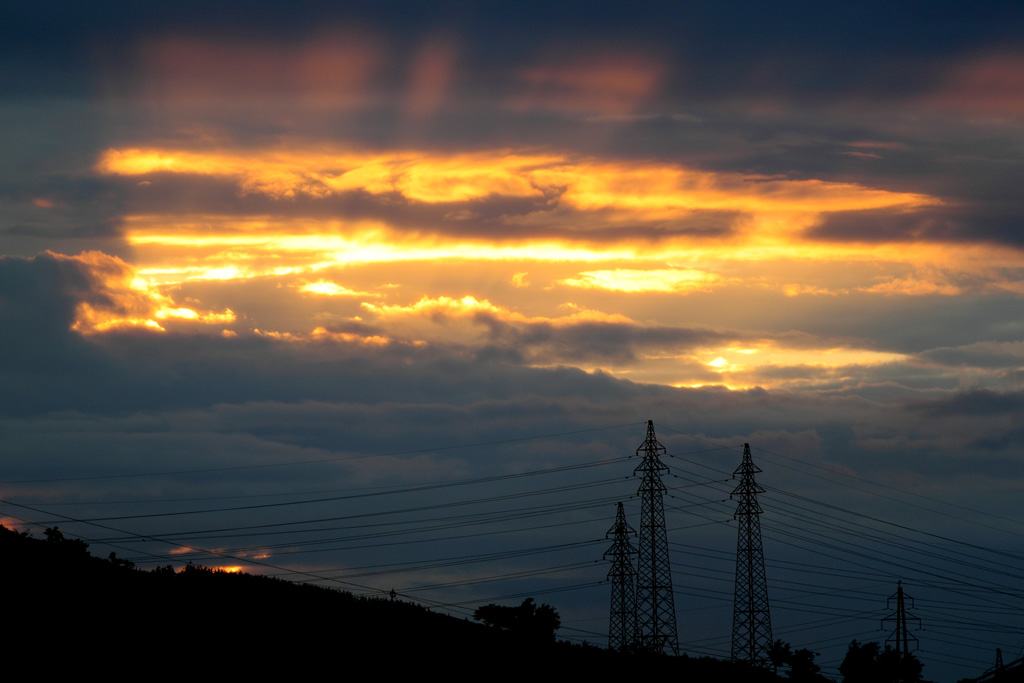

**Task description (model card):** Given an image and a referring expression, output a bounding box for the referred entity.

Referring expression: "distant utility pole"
[730,443,774,667]
[604,501,638,652]
[634,420,679,655]
[883,581,920,657]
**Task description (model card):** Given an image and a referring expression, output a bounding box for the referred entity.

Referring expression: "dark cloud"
[970,425,1024,452]
[471,313,733,365]
[917,343,1024,370]
[0,252,110,373]
[6,2,1024,101]
[765,292,1024,355]
[808,205,1024,246]
[908,388,1024,416]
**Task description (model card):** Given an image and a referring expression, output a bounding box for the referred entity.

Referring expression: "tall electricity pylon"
[634,420,678,655]
[883,581,920,656]
[604,501,638,652]
[731,442,773,667]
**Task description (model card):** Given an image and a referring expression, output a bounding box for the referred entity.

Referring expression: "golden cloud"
[362,295,633,326]
[53,251,236,334]
[299,280,378,297]
[559,268,727,293]
[99,145,955,288]
[99,147,935,217]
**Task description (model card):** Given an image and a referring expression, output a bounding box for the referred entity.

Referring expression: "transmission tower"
[604,501,638,652]
[883,581,920,656]
[730,442,774,667]
[634,420,679,655]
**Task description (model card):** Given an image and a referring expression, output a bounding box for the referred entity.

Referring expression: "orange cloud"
[859,275,962,296]
[311,326,391,345]
[52,251,236,334]
[299,280,377,297]
[119,215,644,286]
[133,33,384,107]
[253,326,395,347]
[513,55,665,113]
[362,295,632,326]
[782,283,847,297]
[538,162,932,215]
[110,211,1023,309]
[641,340,911,391]
[99,146,936,243]
[934,54,1024,114]
[97,145,1024,313]
[98,148,560,202]
[404,38,458,120]
[559,268,727,293]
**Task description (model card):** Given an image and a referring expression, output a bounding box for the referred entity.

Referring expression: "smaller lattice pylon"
[882,580,920,655]
[604,501,638,652]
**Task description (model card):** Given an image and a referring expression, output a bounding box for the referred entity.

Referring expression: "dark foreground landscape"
[1,524,779,677]
[10,524,1017,682]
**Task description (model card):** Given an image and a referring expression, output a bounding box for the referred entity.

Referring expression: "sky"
[3,2,1024,679]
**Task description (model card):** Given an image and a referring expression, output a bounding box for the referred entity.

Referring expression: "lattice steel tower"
[731,442,773,667]
[634,420,678,655]
[604,501,638,652]
[883,581,919,657]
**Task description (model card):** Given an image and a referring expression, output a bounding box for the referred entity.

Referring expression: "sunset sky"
[3,3,1024,679]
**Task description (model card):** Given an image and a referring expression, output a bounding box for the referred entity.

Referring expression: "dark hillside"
[1,525,779,677]
[0,525,608,673]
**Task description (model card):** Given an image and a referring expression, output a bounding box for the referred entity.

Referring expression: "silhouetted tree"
[770,639,829,682]
[108,552,135,570]
[840,640,880,683]
[473,598,561,643]
[789,647,827,682]
[43,526,89,555]
[840,640,922,683]
[878,645,923,683]
[770,639,794,672]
